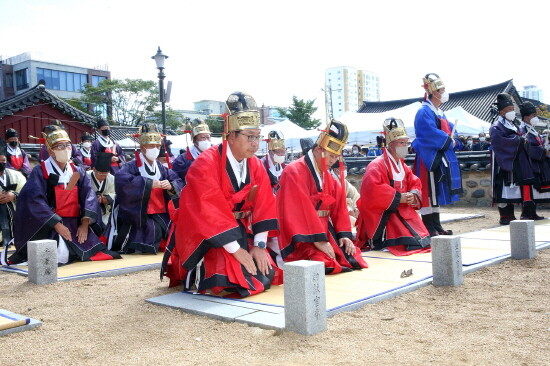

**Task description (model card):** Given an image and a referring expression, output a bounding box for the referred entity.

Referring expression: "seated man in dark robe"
[87,152,116,226]
[356,118,431,256]
[164,92,282,298]
[260,131,286,191]
[108,123,182,254]
[91,118,125,175]
[9,125,120,264]
[172,119,212,182]
[0,140,26,249]
[276,119,368,274]
[5,128,31,178]
[79,132,93,170]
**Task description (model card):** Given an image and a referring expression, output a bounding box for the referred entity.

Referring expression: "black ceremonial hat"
[96,118,109,129]
[5,128,18,139]
[519,101,537,117]
[496,93,514,111]
[95,152,113,173]
[82,132,93,142]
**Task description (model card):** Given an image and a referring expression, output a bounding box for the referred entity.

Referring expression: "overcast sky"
[2,0,548,120]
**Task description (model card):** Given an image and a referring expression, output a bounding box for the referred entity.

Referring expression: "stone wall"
[347,168,493,207]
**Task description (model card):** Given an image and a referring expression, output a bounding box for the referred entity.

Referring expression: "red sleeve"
[327,176,352,239]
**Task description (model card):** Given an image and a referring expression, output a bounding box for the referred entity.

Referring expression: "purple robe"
[8,164,109,264]
[108,159,182,254]
[40,145,84,167]
[520,124,550,188]
[91,139,125,175]
[490,117,541,203]
[6,147,32,177]
[171,151,193,182]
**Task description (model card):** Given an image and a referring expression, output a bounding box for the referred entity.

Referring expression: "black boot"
[498,204,516,225]
[433,212,453,235]
[521,201,545,220]
[421,214,438,237]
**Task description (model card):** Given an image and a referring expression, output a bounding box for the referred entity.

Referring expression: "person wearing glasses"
[164,92,282,298]
[172,119,212,182]
[107,123,182,254]
[91,118,125,175]
[38,120,84,167]
[87,152,116,226]
[412,73,462,237]
[356,118,430,256]
[8,125,120,265]
[276,119,368,274]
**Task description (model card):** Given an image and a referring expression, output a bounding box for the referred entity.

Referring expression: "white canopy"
[258,119,318,154]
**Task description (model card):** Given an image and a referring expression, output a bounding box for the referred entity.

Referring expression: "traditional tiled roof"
[106,125,178,142]
[0,82,96,125]
[358,80,522,122]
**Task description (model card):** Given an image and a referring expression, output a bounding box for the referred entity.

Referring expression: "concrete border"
[0,309,42,336]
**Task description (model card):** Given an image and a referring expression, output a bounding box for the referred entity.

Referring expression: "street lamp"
[152,46,169,134]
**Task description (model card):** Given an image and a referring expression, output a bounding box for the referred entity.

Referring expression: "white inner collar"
[45,156,73,185]
[226,144,247,185]
[138,152,161,180]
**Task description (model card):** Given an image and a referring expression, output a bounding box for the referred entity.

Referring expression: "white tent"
[258,119,318,154]
[443,106,490,136]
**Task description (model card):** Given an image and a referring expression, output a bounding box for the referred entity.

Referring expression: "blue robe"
[91,139,126,175]
[108,159,183,254]
[412,101,462,206]
[171,151,193,183]
[8,164,109,264]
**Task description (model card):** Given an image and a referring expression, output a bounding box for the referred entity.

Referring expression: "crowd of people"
[1,74,549,298]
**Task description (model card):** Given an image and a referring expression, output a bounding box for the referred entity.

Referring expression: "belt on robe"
[317,210,330,217]
[233,211,251,219]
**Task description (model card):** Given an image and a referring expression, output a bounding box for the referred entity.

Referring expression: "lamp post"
[152,46,169,135]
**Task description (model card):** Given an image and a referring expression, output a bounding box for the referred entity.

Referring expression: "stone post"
[283,260,327,335]
[510,220,536,260]
[431,235,463,287]
[27,240,57,285]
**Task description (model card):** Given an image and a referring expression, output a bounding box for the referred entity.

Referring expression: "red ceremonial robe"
[164,144,282,298]
[277,152,368,274]
[355,150,431,256]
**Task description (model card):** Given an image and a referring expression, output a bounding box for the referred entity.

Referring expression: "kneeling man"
[355,118,430,256]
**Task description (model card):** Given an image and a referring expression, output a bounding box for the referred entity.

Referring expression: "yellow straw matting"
[56,254,162,278]
[245,257,433,310]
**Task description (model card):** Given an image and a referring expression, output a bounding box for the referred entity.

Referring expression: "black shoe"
[422,214,439,237]
[432,212,452,235]
[498,204,517,225]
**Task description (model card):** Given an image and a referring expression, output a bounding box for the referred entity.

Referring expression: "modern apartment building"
[521,85,544,103]
[325,66,379,119]
[193,100,226,115]
[0,52,110,101]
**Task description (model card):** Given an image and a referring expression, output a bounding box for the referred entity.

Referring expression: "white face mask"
[272,154,285,164]
[54,148,72,164]
[439,91,449,104]
[352,149,359,154]
[145,147,160,161]
[531,117,540,124]
[83,142,92,148]
[197,140,211,152]
[505,111,516,121]
[395,146,408,159]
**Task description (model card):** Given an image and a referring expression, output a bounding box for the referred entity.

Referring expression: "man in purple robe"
[107,123,182,254]
[489,94,547,224]
[8,125,120,264]
[172,119,212,182]
[38,120,84,167]
[5,128,32,178]
[91,118,125,175]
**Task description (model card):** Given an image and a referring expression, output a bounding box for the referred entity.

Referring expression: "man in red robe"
[164,92,282,298]
[276,119,368,274]
[356,118,431,256]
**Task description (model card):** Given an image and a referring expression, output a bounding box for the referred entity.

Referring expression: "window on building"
[37,67,89,92]
[92,75,107,87]
[15,68,29,90]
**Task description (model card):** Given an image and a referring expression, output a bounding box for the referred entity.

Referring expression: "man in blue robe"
[412,73,463,236]
[172,119,212,182]
[107,123,183,254]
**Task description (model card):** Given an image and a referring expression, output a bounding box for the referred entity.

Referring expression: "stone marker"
[510,220,536,260]
[27,240,57,285]
[431,235,463,287]
[283,260,326,335]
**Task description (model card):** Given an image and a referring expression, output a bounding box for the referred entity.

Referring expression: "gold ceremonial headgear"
[422,73,445,94]
[191,119,211,139]
[383,117,408,145]
[43,125,71,149]
[225,92,260,132]
[316,119,349,155]
[138,123,162,145]
[267,131,285,151]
